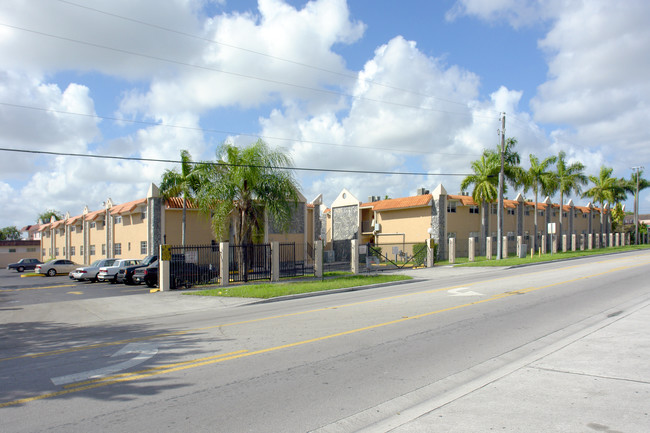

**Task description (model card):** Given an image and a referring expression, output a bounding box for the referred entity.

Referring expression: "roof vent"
[417,188,429,195]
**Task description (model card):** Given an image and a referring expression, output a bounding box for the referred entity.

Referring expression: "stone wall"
[332,205,358,241]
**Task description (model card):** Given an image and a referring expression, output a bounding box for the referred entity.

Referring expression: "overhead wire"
[0,147,472,177]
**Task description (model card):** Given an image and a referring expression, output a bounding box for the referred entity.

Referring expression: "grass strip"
[440,244,650,267]
[184,274,412,299]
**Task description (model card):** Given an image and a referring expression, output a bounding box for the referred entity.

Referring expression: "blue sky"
[1,0,649,230]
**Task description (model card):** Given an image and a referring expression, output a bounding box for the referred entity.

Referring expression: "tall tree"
[37,209,63,223]
[159,149,201,247]
[621,169,650,243]
[520,154,558,254]
[554,151,587,237]
[196,139,300,246]
[0,226,21,240]
[582,166,623,238]
[461,153,499,255]
[483,137,523,190]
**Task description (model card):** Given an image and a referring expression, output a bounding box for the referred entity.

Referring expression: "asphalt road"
[0,269,151,305]
[1,251,649,432]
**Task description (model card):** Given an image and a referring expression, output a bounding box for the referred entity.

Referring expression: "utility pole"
[496,113,505,260]
[632,166,644,245]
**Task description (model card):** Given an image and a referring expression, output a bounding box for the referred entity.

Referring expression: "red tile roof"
[362,194,433,211]
[165,197,199,209]
[66,215,83,225]
[110,198,147,215]
[84,209,105,221]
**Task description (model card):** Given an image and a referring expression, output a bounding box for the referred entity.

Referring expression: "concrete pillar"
[314,241,323,278]
[562,234,567,253]
[588,233,593,250]
[220,241,229,287]
[486,237,492,260]
[351,239,359,274]
[159,244,170,292]
[571,234,577,252]
[541,235,547,254]
[609,233,614,247]
[449,238,456,264]
[580,234,585,251]
[468,238,475,262]
[271,241,279,282]
[517,236,522,258]
[552,235,558,254]
[615,233,620,247]
[502,236,508,258]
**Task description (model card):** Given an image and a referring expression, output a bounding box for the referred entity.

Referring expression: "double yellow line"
[2,256,649,408]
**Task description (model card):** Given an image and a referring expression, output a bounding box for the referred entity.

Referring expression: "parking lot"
[0,268,152,307]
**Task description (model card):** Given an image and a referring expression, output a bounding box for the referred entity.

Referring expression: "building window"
[71,246,75,256]
[115,243,122,255]
[90,222,96,229]
[55,248,59,256]
[27,247,36,252]
[115,216,122,224]
[507,231,515,241]
[491,204,498,215]
[583,214,588,219]
[78,224,83,232]
[525,209,530,216]
[90,245,96,256]
[128,242,131,251]
[102,244,106,255]
[447,202,457,213]
[80,246,84,256]
[63,247,66,256]
[140,241,147,254]
[70,226,75,233]
[42,248,46,256]
[507,208,515,215]
[469,206,479,214]
[539,210,544,216]
[141,207,147,220]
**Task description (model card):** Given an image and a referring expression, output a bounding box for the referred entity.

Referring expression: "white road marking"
[447,287,483,297]
[50,343,158,386]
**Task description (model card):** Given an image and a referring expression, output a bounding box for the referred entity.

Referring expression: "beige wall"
[164,210,215,245]
[376,207,431,244]
[87,219,107,260]
[0,244,40,267]
[113,212,149,259]
[69,222,85,263]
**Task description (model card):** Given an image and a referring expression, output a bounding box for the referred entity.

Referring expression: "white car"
[97,259,140,283]
[35,259,79,277]
[70,259,117,282]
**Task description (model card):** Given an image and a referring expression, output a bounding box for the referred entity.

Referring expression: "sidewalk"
[365,298,650,433]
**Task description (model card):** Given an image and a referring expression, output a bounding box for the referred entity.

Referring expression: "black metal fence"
[366,242,427,270]
[228,244,271,283]
[169,244,220,289]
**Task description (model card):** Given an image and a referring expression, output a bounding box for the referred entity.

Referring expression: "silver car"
[70,259,117,282]
[97,259,140,283]
[35,259,79,277]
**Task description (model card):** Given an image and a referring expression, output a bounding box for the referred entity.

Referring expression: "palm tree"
[582,166,622,239]
[621,169,650,243]
[195,139,300,246]
[461,154,499,255]
[520,154,558,254]
[159,149,201,247]
[554,151,587,238]
[483,137,523,190]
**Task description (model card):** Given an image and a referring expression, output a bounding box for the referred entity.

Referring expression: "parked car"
[133,261,158,288]
[7,258,42,272]
[116,255,158,285]
[70,259,117,282]
[35,259,79,277]
[97,259,140,283]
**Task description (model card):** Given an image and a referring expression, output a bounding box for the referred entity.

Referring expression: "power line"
[0,101,483,158]
[0,147,473,177]
[0,22,498,120]
[56,0,493,113]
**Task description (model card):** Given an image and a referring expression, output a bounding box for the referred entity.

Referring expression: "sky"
[1,0,649,230]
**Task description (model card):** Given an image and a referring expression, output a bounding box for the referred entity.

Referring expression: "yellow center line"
[0,284,77,292]
[3,255,649,364]
[2,258,648,408]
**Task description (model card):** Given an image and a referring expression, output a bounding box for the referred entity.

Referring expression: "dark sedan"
[7,258,43,272]
[116,255,157,285]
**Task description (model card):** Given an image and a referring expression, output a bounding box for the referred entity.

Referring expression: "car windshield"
[90,260,101,267]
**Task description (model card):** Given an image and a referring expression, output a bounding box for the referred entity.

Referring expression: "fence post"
[589,233,593,250]
[541,235,547,254]
[609,233,613,247]
[502,236,508,258]
[427,238,435,267]
[517,236,522,258]
[159,244,170,292]
[486,237,492,260]
[314,241,323,278]
[468,238,475,262]
[220,241,229,287]
[351,239,359,275]
[448,238,455,264]
[562,234,567,252]
[571,234,577,252]
[271,241,280,282]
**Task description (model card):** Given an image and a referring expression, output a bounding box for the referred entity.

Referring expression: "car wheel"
[17,266,24,273]
[47,269,56,277]
[146,280,156,288]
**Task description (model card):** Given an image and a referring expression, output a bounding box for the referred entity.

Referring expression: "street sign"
[160,245,171,261]
[548,223,557,234]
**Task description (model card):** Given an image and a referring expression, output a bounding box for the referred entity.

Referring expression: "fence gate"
[169,244,220,289]
[366,242,427,270]
[229,244,271,283]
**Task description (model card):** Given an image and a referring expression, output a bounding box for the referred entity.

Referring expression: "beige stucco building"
[38,184,322,265]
